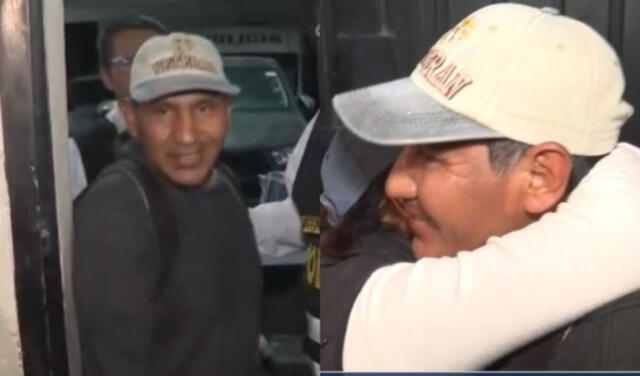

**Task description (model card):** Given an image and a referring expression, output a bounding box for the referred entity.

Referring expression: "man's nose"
[385,149,418,200]
[173,110,196,144]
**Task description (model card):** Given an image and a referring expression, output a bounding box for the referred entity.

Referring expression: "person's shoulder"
[69,107,117,138]
[73,161,157,261]
[75,161,147,215]
[322,230,414,308]
[214,162,240,190]
[558,288,640,347]
[547,288,640,369]
[211,161,246,204]
[324,231,409,284]
[581,288,640,322]
[350,229,414,265]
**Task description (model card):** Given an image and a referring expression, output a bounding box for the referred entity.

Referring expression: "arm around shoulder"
[343,143,640,371]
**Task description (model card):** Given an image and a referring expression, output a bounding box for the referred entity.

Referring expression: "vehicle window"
[225,67,289,110]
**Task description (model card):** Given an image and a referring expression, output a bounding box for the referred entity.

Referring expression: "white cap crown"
[410,3,633,155]
[130,32,239,102]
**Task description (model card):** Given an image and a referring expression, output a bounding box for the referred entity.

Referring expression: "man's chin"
[164,168,211,188]
[411,237,456,259]
[411,237,430,258]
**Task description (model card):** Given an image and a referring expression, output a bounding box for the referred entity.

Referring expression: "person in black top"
[318,128,404,371]
[74,32,261,376]
[320,167,414,371]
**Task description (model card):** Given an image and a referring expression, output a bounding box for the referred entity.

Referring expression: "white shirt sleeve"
[68,138,87,199]
[249,197,304,257]
[248,113,316,257]
[343,142,640,371]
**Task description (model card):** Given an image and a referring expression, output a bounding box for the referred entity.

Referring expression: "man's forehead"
[114,27,159,38]
[140,90,228,105]
[409,140,491,153]
[112,28,159,50]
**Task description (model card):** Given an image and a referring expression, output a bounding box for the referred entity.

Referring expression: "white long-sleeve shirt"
[344,143,640,371]
[68,138,87,199]
[248,114,315,257]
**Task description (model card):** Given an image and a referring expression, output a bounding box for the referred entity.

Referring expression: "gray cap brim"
[333,78,502,146]
[320,128,399,226]
[131,74,240,103]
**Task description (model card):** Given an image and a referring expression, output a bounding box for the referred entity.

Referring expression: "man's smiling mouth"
[392,199,441,234]
[172,151,201,167]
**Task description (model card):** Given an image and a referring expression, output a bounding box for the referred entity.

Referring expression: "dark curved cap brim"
[333,78,502,146]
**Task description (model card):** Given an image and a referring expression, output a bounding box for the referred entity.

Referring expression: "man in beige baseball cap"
[336,3,633,259]
[74,32,261,376]
[123,32,240,186]
[326,3,640,371]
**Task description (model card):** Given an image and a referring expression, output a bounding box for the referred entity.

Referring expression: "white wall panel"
[45,1,81,375]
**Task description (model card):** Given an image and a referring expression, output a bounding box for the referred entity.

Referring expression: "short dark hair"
[486,139,604,194]
[97,15,167,70]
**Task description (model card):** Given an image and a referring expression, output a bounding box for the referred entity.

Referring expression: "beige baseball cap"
[334,3,634,156]
[130,32,240,103]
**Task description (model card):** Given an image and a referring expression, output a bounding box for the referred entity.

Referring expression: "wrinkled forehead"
[134,90,230,106]
[403,139,494,155]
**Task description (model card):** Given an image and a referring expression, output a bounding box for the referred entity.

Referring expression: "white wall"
[0,1,23,373]
[45,0,81,375]
[0,102,22,376]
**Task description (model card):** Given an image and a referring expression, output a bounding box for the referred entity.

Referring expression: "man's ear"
[119,99,138,138]
[100,68,114,92]
[521,142,573,215]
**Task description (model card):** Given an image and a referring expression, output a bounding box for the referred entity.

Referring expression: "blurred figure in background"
[70,15,167,182]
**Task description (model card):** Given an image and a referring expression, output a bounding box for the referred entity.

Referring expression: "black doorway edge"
[0,0,69,375]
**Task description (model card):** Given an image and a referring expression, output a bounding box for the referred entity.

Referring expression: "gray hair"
[485,139,603,194]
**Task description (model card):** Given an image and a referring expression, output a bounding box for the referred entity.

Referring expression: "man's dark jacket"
[74,142,262,376]
[489,288,640,370]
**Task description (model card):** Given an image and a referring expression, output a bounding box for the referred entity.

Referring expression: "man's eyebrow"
[415,145,445,162]
[199,96,219,103]
[424,144,446,152]
[422,140,483,153]
[418,143,452,154]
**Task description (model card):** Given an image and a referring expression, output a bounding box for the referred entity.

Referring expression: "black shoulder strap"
[116,159,179,296]
[215,162,244,201]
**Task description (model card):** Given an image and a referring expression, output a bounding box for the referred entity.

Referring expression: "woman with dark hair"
[320,167,415,371]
